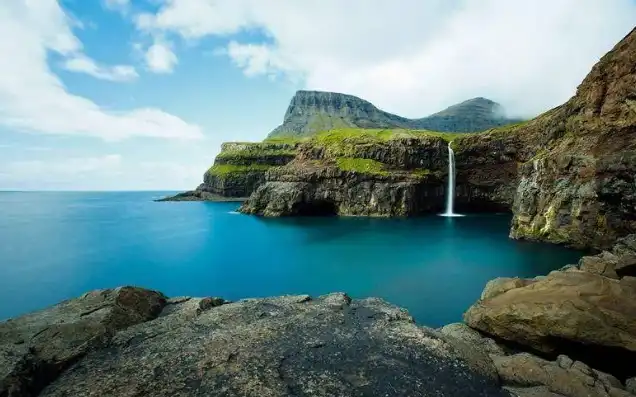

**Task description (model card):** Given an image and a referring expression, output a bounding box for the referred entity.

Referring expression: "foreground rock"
[1,289,509,397]
[464,268,636,379]
[0,287,166,397]
[442,323,635,397]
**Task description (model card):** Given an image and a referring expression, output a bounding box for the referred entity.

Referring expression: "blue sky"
[1,0,635,190]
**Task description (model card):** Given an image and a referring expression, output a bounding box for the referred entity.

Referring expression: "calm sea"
[0,191,583,327]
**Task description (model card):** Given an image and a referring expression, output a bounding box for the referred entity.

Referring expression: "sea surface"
[0,191,584,327]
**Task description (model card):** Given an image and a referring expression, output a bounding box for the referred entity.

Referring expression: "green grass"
[207,164,273,176]
[315,128,465,143]
[262,136,309,145]
[216,149,296,159]
[411,168,431,177]
[335,157,389,176]
[312,128,467,158]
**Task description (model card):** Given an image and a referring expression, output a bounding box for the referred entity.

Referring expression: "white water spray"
[441,142,463,217]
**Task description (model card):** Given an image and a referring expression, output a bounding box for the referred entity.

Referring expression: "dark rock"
[161,142,299,202]
[509,27,636,250]
[626,377,636,394]
[0,289,512,397]
[0,287,166,396]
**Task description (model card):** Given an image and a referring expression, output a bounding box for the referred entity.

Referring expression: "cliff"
[239,128,520,216]
[507,26,636,249]
[158,141,298,201]
[268,91,522,139]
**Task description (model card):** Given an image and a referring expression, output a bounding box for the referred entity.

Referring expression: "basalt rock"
[509,27,636,250]
[1,289,511,397]
[159,142,298,202]
[239,131,450,216]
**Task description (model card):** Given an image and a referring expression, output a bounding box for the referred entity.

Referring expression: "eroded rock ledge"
[1,288,509,397]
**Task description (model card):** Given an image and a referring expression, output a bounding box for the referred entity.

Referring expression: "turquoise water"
[0,191,583,326]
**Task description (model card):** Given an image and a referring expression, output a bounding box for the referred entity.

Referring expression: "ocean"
[0,191,583,327]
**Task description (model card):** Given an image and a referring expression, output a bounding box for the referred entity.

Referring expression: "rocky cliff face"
[508,27,636,250]
[240,129,458,216]
[268,91,521,139]
[158,142,298,201]
[241,126,528,217]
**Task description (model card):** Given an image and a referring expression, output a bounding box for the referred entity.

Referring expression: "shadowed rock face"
[508,27,636,250]
[1,290,510,397]
[268,91,521,139]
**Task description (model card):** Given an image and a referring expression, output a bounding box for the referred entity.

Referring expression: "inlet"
[440,142,463,217]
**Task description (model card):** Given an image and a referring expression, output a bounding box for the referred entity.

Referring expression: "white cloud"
[103,0,130,14]
[0,1,203,141]
[63,54,138,82]
[137,0,636,118]
[144,41,178,73]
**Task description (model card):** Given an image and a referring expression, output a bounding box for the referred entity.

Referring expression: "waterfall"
[441,142,462,217]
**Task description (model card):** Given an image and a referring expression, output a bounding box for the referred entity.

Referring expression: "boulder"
[480,277,535,300]
[494,353,630,397]
[579,251,620,279]
[0,286,167,397]
[465,270,636,378]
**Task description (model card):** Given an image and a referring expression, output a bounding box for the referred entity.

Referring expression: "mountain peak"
[268,91,521,138]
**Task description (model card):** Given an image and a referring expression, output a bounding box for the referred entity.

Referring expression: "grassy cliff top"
[207,164,273,176]
[314,128,468,144]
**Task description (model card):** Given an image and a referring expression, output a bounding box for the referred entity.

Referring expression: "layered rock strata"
[158,142,298,201]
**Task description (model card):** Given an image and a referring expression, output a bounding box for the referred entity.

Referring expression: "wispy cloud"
[63,55,138,82]
[0,1,203,141]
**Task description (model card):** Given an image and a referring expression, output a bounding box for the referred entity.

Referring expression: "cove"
[0,191,583,327]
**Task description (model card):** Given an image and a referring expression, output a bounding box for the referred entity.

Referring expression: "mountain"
[267,90,522,138]
[413,97,517,133]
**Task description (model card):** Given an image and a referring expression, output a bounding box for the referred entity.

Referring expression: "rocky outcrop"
[464,234,636,381]
[441,323,635,397]
[242,127,524,216]
[509,27,636,250]
[240,130,450,216]
[1,289,512,397]
[159,142,298,202]
[268,90,521,138]
[0,287,166,397]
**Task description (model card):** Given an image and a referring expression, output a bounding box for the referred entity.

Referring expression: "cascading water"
[441,142,463,217]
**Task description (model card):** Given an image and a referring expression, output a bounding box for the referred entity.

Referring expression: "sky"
[0,1,634,191]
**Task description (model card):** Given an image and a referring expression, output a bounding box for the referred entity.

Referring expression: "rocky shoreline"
[2,235,636,396]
